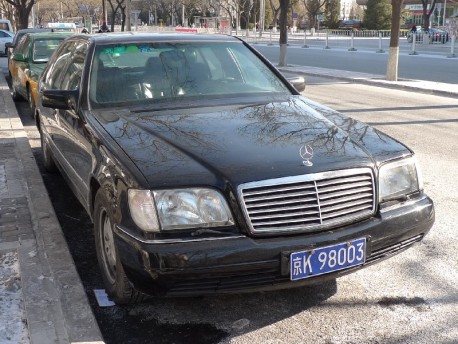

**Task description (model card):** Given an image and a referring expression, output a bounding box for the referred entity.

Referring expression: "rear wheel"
[94,189,145,304]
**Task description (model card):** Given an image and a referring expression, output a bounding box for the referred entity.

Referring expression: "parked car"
[36,33,434,304]
[428,28,449,43]
[407,27,449,44]
[6,28,52,71]
[0,19,13,33]
[0,29,14,55]
[10,31,73,114]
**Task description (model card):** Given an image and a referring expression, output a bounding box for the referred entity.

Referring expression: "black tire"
[11,83,22,101]
[27,87,35,118]
[94,189,145,304]
[40,126,57,172]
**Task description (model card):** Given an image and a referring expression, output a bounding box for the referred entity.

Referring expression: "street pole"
[102,0,106,23]
[31,5,35,27]
[259,0,265,37]
[443,0,447,26]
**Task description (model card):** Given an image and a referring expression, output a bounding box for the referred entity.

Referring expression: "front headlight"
[379,156,423,203]
[128,188,234,232]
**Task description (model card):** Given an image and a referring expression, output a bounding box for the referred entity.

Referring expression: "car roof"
[16,28,52,34]
[72,32,242,45]
[12,28,52,44]
[25,31,74,40]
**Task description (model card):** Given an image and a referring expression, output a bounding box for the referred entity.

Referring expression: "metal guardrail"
[104,25,457,58]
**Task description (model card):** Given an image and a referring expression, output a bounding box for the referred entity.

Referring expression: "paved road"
[253,42,458,83]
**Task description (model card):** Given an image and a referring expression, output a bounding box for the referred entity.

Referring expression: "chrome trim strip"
[379,195,429,214]
[238,168,373,190]
[114,225,246,244]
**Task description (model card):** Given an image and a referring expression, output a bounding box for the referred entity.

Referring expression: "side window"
[60,41,88,91]
[15,36,29,56]
[42,41,75,89]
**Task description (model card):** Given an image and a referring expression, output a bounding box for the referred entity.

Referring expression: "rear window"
[0,22,11,31]
[32,38,66,63]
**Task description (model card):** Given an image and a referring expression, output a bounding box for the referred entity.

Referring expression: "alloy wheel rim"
[100,208,117,284]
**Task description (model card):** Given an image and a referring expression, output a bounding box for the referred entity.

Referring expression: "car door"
[0,30,12,54]
[53,40,94,207]
[40,39,93,207]
[11,35,30,96]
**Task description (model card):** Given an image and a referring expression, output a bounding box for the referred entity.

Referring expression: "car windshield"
[88,41,291,109]
[32,39,64,63]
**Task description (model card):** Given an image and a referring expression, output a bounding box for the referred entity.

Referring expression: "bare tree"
[0,1,17,28]
[219,0,237,29]
[420,0,437,31]
[268,0,281,28]
[106,0,125,30]
[1,0,35,29]
[303,0,327,30]
[30,0,101,27]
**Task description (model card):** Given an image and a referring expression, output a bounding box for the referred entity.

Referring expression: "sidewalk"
[0,73,104,344]
[0,64,457,344]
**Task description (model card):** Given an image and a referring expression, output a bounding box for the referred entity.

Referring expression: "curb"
[1,74,105,344]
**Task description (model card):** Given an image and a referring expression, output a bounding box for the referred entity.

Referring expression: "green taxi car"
[10,31,73,116]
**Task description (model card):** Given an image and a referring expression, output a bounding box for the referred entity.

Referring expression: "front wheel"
[27,88,35,118]
[11,83,22,101]
[40,126,57,172]
[94,189,145,304]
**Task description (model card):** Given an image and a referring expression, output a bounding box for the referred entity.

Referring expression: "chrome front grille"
[239,168,375,234]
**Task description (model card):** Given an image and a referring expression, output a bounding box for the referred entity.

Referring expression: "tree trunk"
[386,0,403,81]
[17,4,30,29]
[421,0,437,31]
[278,0,290,66]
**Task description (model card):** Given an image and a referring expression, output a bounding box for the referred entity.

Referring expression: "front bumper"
[114,195,434,297]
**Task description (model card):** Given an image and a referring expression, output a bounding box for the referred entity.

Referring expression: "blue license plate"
[290,238,366,281]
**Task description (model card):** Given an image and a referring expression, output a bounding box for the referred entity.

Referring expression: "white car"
[0,29,14,55]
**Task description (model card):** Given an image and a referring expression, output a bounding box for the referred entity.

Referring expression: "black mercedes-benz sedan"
[36,33,434,304]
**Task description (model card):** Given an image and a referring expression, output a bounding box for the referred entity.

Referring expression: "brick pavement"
[0,76,104,344]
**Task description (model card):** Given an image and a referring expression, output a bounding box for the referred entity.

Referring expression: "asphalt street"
[253,38,458,83]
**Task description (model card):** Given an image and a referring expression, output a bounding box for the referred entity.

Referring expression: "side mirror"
[287,76,306,93]
[12,53,26,62]
[42,89,79,110]
[5,42,13,49]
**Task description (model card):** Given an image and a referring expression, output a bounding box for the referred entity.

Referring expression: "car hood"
[93,95,410,189]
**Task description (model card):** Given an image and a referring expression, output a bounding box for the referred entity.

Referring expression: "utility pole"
[126,0,131,31]
[386,0,403,81]
[443,0,447,26]
[102,0,106,23]
[259,0,265,37]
